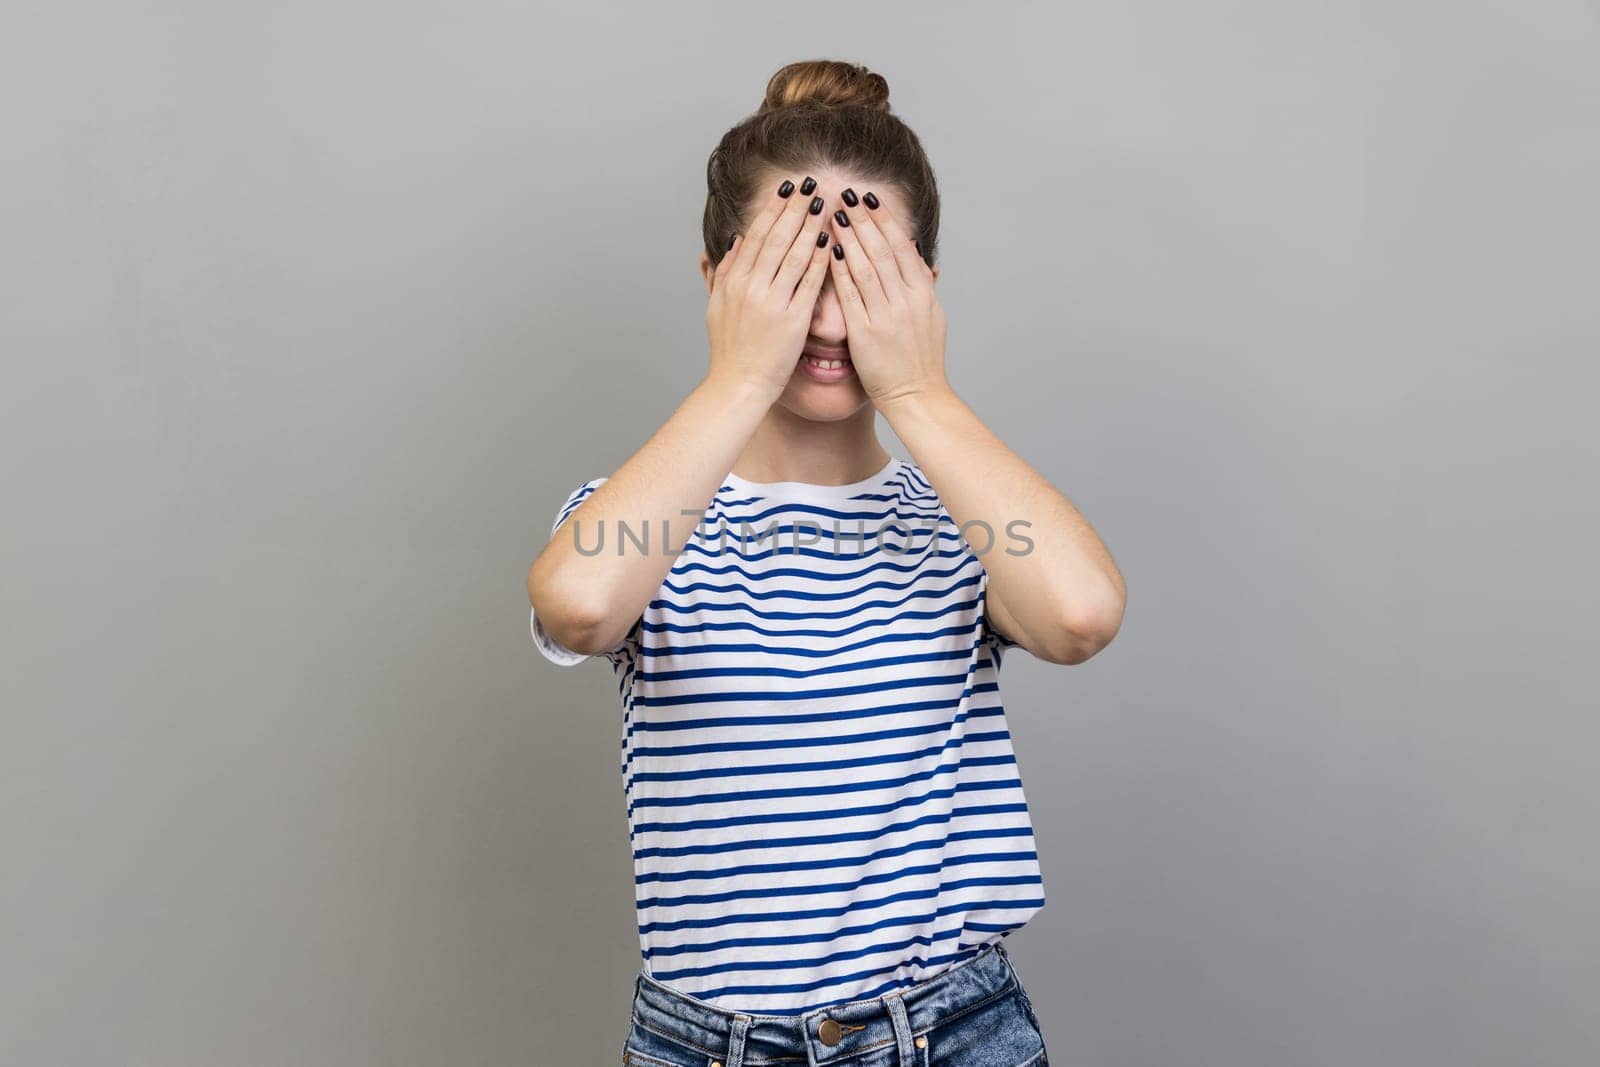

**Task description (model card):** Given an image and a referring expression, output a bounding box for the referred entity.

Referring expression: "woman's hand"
[706,177,832,402]
[827,191,951,410]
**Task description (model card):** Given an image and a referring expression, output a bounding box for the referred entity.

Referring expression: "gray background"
[2,1,1596,1064]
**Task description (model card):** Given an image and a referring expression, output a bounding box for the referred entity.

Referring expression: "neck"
[731,404,891,486]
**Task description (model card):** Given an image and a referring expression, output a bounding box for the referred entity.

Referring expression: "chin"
[778,380,872,421]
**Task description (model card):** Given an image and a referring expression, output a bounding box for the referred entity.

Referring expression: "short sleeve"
[529,477,643,667]
[978,566,1023,663]
[983,611,1022,665]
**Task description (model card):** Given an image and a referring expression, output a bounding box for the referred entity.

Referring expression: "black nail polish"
[729,234,737,251]
[800,176,817,195]
[863,191,880,210]
[817,231,828,247]
[840,188,858,207]
[913,238,921,253]
[833,209,850,228]
[809,195,825,215]
[832,242,844,260]
[777,179,795,198]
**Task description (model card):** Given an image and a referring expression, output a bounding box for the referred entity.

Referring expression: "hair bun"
[759,59,891,114]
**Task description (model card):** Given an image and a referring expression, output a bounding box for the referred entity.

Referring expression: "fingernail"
[863,191,880,210]
[809,195,825,215]
[817,231,829,247]
[777,179,795,198]
[832,243,845,260]
[800,176,817,195]
[840,188,859,207]
[914,238,921,253]
[833,209,850,228]
[729,234,737,251]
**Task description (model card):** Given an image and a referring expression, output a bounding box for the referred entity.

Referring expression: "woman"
[526,59,1125,1067]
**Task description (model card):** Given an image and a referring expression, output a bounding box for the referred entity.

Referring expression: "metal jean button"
[817,1017,866,1045]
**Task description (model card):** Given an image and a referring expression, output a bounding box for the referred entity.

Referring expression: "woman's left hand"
[828,192,951,410]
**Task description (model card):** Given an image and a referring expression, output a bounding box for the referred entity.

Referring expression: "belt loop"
[881,991,916,1066]
[723,1013,751,1067]
[994,940,1013,975]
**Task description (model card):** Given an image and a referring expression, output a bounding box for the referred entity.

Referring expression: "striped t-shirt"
[528,455,1046,1016]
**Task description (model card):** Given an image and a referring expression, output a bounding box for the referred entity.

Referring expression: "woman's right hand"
[706,176,832,401]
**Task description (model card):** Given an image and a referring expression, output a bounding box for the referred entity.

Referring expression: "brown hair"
[703,60,940,269]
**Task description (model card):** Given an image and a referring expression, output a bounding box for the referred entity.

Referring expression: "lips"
[801,345,850,364]
[798,344,855,383]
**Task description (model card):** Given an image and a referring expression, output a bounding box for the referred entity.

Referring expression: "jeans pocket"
[1006,959,1049,1056]
[1011,986,1050,1067]
[622,1042,695,1067]
[621,1017,705,1067]
[1018,983,1044,1032]
[922,985,1046,1066]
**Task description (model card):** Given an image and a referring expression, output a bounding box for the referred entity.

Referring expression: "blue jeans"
[621,939,1050,1066]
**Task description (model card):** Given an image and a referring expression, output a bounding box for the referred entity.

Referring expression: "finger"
[727,177,797,280]
[832,206,887,315]
[712,233,743,291]
[828,238,872,331]
[751,176,815,288]
[860,188,931,287]
[773,192,829,297]
[839,187,907,302]
[787,229,831,313]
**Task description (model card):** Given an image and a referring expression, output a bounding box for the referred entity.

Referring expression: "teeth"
[805,355,848,369]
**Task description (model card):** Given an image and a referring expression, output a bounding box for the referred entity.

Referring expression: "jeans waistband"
[629,939,1021,1066]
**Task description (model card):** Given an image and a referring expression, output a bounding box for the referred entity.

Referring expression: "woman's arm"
[879,387,1126,666]
[527,176,834,656]
[823,185,1126,667]
[527,374,777,656]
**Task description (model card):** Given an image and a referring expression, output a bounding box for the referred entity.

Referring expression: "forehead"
[751,167,911,227]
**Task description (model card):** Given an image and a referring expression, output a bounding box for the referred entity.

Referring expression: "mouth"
[799,345,853,383]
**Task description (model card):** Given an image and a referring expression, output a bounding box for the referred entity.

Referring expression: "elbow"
[1039,579,1126,666]
[542,612,617,658]
[527,559,622,657]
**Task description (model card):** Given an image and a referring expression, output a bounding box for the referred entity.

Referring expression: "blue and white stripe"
[530,456,1044,1016]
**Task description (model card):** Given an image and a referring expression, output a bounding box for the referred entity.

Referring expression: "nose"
[808,280,846,336]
